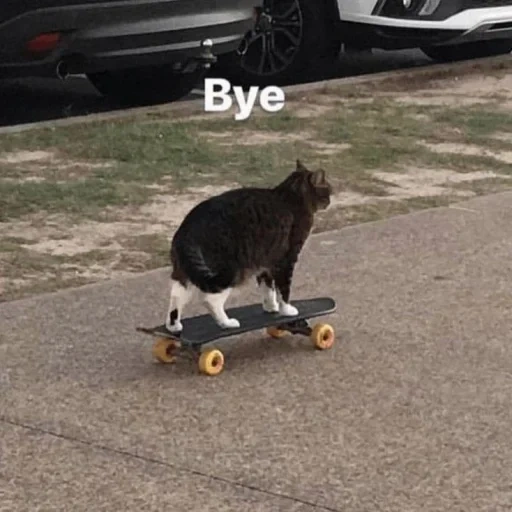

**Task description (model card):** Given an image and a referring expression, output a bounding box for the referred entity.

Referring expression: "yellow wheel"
[311,323,335,350]
[266,326,288,339]
[198,349,225,376]
[152,338,177,364]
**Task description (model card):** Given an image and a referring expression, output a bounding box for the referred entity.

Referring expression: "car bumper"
[0,0,256,79]
[341,6,512,48]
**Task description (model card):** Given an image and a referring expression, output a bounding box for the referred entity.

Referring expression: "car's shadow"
[0,76,119,127]
[0,49,430,128]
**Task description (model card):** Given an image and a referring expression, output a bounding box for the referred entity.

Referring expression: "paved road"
[0,49,431,128]
[2,192,512,511]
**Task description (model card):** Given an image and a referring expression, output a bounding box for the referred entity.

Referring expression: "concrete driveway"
[2,192,512,511]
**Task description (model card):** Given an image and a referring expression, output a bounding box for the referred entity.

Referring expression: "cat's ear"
[310,169,326,186]
[296,159,308,172]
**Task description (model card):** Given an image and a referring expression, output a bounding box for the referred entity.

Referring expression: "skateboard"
[136,297,336,376]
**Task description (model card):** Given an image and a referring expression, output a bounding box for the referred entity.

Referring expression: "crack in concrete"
[1,416,342,512]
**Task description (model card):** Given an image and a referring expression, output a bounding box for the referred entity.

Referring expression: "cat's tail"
[173,243,224,293]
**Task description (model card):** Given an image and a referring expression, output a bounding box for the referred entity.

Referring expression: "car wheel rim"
[237,0,303,77]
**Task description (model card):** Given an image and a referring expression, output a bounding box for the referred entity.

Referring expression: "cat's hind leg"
[165,279,194,333]
[256,271,279,313]
[202,288,240,329]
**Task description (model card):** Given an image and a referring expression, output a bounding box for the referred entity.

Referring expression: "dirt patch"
[330,191,374,207]
[492,132,512,144]
[199,129,349,156]
[2,185,233,258]
[0,183,237,300]
[431,74,512,98]
[292,104,334,118]
[0,148,114,184]
[306,141,351,155]
[373,73,512,110]
[410,113,431,122]
[199,130,310,146]
[0,150,54,164]
[395,95,493,107]
[373,168,508,199]
[286,94,376,117]
[2,176,46,184]
[135,185,236,227]
[420,141,512,164]
[326,168,508,208]
[0,149,112,170]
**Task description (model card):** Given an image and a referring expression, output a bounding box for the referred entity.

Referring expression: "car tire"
[212,0,341,88]
[87,65,204,105]
[421,39,512,63]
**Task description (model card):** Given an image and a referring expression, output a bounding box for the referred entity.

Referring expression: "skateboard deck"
[137,297,336,348]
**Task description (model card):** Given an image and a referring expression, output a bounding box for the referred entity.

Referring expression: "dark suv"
[0,0,256,104]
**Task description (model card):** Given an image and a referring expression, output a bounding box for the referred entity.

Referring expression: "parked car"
[215,0,512,87]
[0,0,256,104]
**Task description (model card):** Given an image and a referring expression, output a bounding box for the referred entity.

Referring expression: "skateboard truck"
[273,318,312,336]
[264,317,334,351]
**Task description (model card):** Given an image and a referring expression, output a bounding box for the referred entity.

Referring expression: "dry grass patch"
[419,142,512,165]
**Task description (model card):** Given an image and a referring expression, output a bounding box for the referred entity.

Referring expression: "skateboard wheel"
[152,338,177,364]
[198,349,224,376]
[266,326,288,339]
[311,323,335,350]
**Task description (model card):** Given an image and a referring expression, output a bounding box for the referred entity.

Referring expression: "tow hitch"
[178,38,217,73]
[197,38,217,68]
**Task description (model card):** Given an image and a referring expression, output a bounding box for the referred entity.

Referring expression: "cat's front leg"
[279,300,299,316]
[273,259,299,317]
[203,288,241,329]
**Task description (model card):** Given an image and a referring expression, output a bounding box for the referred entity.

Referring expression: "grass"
[430,106,512,140]
[0,179,150,221]
[1,98,510,218]
[0,243,123,302]
[1,78,512,302]
[118,233,171,269]
[5,100,510,221]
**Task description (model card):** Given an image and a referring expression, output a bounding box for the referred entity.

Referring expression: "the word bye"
[203,78,285,120]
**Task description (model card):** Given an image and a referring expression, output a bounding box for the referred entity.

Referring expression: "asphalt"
[2,192,512,511]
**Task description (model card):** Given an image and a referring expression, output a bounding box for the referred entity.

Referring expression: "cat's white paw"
[279,303,299,316]
[167,320,183,333]
[219,317,240,329]
[263,298,279,313]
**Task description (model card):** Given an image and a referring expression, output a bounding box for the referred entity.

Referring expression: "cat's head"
[287,159,332,212]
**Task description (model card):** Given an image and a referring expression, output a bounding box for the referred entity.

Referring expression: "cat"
[165,159,332,333]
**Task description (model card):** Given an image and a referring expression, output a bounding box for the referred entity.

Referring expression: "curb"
[1,54,510,134]
[282,54,512,99]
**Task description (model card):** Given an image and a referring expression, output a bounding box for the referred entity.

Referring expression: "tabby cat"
[165,159,332,332]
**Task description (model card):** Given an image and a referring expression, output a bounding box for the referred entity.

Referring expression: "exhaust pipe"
[56,59,69,80]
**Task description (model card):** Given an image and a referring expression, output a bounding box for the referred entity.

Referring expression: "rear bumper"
[0,0,256,79]
[340,6,512,49]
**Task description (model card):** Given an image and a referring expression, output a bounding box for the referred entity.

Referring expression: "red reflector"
[26,33,61,53]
